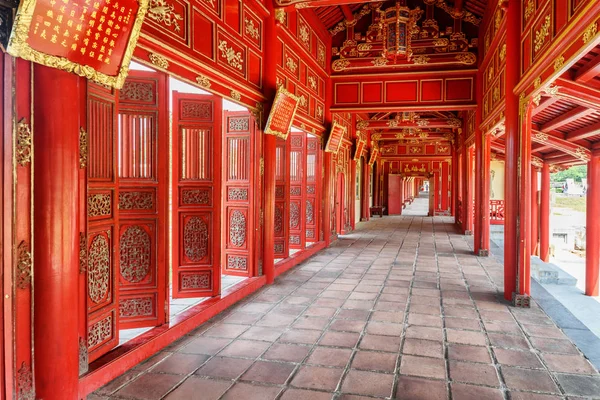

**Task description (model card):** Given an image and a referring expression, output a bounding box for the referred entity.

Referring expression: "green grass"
[555,196,586,213]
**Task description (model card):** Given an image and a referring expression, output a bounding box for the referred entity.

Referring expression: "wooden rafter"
[575,52,600,83]
[566,121,600,142]
[532,96,561,117]
[539,106,596,132]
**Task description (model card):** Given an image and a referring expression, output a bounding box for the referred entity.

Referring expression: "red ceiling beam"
[532,96,561,117]
[540,106,596,132]
[566,121,600,142]
[340,5,354,21]
[574,52,600,83]
[554,78,600,111]
[532,129,591,162]
[277,0,381,9]
[358,118,460,130]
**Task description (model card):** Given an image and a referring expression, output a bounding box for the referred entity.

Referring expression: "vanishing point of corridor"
[90,203,600,399]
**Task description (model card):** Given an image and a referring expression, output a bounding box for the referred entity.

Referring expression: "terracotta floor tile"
[447,329,487,346]
[181,337,232,355]
[218,339,271,358]
[542,354,597,374]
[279,388,333,400]
[114,373,182,400]
[395,376,447,400]
[522,324,567,339]
[223,312,264,325]
[444,317,482,331]
[366,321,403,336]
[555,374,600,397]
[290,365,344,391]
[494,348,543,368]
[150,353,209,375]
[351,350,398,372]
[261,343,311,363]
[402,338,444,359]
[164,376,231,400]
[405,326,443,341]
[508,392,563,400]
[409,304,441,315]
[221,382,282,400]
[400,355,446,379]
[329,318,367,332]
[449,360,500,386]
[444,306,478,319]
[241,360,296,384]
[447,344,492,363]
[488,333,530,350]
[450,383,504,400]
[530,337,579,354]
[319,331,360,348]
[279,329,323,345]
[306,346,353,367]
[240,326,285,342]
[371,311,405,323]
[337,309,371,320]
[501,366,560,393]
[195,356,254,379]
[408,313,443,328]
[341,370,395,397]
[359,334,402,352]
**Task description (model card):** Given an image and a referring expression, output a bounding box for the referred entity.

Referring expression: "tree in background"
[551,165,587,183]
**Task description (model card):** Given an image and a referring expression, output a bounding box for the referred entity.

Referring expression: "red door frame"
[274,138,289,258]
[222,111,256,277]
[388,174,403,215]
[289,133,306,250]
[305,136,320,244]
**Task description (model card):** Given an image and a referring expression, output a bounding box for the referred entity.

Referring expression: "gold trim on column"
[79,127,88,169]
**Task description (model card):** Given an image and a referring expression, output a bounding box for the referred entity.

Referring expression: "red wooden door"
[289,133,305,249]
[86,82,121,361]
[388,175,402,215]
[116,71,169,329]
[222,111,255,277]
[336,172,345,234]
[172,91,222,298]
[305,137,320,244]
[274,138,289,258]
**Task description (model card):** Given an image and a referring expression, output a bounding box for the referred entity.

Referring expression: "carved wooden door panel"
[289,133,305,250]
[274,138,289,259]
[86,82,120,362]
[172,91,222,298]
[222,111,255,277]
[305,137,320,244]
[116,70,168,329]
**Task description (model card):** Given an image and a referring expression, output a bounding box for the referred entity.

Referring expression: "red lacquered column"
[531,167,539,256]
[33,65,80,398]
[262,5,277,284]
[480,133,491,256]
[540,163,551,262]
[586,152,600,296]
[503,0,520,301]
[465,147,474,234]
[518,102,533,297]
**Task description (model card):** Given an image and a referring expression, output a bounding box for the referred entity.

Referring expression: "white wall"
[490,160,505,200]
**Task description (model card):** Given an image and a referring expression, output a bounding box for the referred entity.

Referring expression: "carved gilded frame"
[264,86,300,140]
[7,0,149,89]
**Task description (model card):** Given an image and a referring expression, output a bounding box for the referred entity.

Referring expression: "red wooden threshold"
[78,276,266,398]
[275,241,327,277]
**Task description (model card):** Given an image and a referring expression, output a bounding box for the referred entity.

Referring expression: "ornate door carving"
[305,137,320,244]
[172,92,222,298]
[274,138,289,258]
[222,111,256,277]
[289,133,305,250]
[117,70,168,329]
[86,81,120,362]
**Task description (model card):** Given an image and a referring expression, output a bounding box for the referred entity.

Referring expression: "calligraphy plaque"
[264,86,300,140]
[368,148,378,166]
[325,121,346,153]
[7,0,148,88]
[353,140,365,161]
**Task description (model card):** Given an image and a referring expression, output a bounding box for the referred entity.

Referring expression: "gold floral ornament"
[554,56,565,71]
[534,15,551,52]
[218,40,243,70]
[147,0,183,32]
[79,127,88,169]
[196,75,211,88]
[149,53,169,69]
[286,56,298,73]
[244,18,260,40]
[582,22,598,45]
[332,59,350,72]
[16,118,32,166]
[230,90,241,101]
[7,0,150,89]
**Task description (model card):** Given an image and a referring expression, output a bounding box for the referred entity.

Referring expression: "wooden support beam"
[540,106,595,132]
[340,5,354,21]
[575,52,600,83]
[566,121,600,142]
[278,0,381,9]
[554,78,600,111]
[532,96,561,117]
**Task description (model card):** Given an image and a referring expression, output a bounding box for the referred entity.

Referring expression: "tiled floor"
[90,204,600,400]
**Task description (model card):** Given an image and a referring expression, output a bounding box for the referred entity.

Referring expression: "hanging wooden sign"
[7,0,148,89]
[325,121,346,153]
[368,147,378,166]
[264,86,300,140]
[353,140,366,160]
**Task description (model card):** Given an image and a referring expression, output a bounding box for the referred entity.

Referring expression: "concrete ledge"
[531,256,578,286]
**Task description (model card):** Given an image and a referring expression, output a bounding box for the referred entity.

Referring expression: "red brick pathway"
[90,216,600,400]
